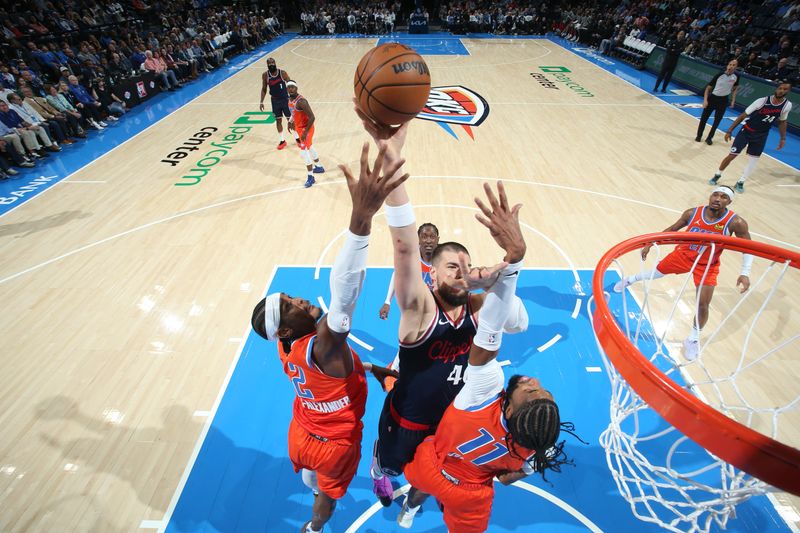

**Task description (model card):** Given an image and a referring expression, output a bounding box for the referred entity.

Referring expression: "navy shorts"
[271,98,291,119]
[730,128,767,157]
[375,391,434,477]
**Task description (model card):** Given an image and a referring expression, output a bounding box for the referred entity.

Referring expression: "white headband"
[286,81,297,88]
[263,293,281,341]
[712,186,734,201]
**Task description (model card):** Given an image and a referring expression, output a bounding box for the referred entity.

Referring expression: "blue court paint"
[377,36,470,55]
[549,36,800,171]
[0,34,297,217]
[165,266,790,533]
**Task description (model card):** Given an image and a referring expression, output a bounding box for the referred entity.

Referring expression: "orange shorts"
[404,438,494,533]
[296,124,315,148]
[657,249,719,286]
[287,418,361,500]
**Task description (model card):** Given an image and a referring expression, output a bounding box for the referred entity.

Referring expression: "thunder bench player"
[709,80,793,193]
[251,142,404,533]
[352,106,531,507]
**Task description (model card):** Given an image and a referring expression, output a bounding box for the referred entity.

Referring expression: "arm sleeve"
[503,295,529,333]
[327,230,369,333]
[780,101,792,121]
[384,272,395,305]
[745,97,766,115]
[453,359,505,410]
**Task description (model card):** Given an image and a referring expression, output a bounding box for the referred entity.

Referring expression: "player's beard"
[436,282,468,307]
[268,65,277,73]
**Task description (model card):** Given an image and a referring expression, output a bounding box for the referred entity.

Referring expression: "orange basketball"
[354,43,431,126]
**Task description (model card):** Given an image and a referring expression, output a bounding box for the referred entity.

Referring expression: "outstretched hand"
[736,275,750,293]
[451,251,508,291]
[353,98,409,159]
[474,181,526,263]
[339,142,410,224]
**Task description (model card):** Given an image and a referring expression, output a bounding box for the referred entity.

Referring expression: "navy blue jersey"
[267,70,288,100]
[743,96,790,135]
[390,294,477,427]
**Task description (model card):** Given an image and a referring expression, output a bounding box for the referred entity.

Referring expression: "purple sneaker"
[372,475,394,507]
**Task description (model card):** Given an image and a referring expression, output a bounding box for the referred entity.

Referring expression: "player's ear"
[277,325,293,339]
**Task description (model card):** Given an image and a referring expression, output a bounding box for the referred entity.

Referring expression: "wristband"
[385,202,415,228]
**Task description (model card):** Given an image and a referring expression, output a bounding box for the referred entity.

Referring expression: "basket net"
[590,232,800,533]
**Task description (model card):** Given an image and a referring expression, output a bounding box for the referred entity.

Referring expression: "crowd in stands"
[0,0,284,180]
[438,2,558,35]
[556,0,800,82]
[299,2,401,35]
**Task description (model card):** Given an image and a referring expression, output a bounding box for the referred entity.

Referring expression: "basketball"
[354,43,431,126]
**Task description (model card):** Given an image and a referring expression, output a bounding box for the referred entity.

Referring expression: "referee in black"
[696,58,740,145]
[654,30,685,93]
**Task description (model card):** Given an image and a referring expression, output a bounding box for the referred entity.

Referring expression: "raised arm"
[312,142,409,375]
[353,104,431,338]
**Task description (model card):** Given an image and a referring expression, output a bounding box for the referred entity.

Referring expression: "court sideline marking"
[2,175,797,286]
[151,265,279,532]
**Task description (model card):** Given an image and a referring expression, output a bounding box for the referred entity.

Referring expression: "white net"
[590,235,800,533]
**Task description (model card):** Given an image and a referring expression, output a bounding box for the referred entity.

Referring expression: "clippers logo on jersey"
[416,85,490,141]
[429,339,471,363]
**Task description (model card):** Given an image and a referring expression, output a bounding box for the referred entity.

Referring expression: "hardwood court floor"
[0,36,798,531]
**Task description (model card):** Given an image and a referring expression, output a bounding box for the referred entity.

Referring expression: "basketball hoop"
[590,232,800,532]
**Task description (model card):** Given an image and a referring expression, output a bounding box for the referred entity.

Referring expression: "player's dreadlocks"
[503,375,585,482]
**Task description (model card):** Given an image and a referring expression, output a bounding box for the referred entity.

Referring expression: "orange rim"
[592,232,800,495]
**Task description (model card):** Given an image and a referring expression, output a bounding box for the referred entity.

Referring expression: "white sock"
[309,146,319,162]
[626,269,666,285]
[739,155,759,183]
[370,457,384,480]
[714,170,722,177]
[279,130,285,142]
[404,497,421,516]
[305,524,322,533]
[687,325,701,342]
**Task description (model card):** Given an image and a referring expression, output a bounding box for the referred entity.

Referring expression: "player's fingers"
[386,172,410,192]
[474,197,493,218]
[359,141,370,177]
[483,182,501,212]
[511,203,523,219]
[497,181,510,211]
[372,141,388,178]
[457,251,471,278]
[382,156,406,181]
[475,213,492,229]
[339,164,355,192]
[485,261,509,277]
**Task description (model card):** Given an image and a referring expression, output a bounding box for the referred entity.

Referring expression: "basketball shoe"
[277,140,287,150]
[683,338,699,361]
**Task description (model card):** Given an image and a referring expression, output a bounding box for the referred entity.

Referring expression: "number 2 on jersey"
[287,362,314,399]
[447,364,464,386]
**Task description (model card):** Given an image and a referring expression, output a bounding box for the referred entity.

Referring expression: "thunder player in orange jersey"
[397,183,580,532]
[286,80,324,188]
[379,222,439,320]
[251,141,407,533]
[614,186,753,361]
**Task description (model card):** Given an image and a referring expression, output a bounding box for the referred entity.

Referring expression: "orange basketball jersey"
[289,94,310,130]
[420,258,433,289]
[433,393,534,485]
[678,206,737,264]
[279,333,367,441]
